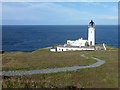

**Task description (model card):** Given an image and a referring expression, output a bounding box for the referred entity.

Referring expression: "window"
[90,41,92,45]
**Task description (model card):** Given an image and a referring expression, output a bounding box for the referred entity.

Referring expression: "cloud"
[88,2,109,8]
[3,3,79,19]
[111,6,118,12]
[98,15,118,20]
[1,0,119,2]
[2,2,87,25]
[0,3,1,25]
[2,2,118,25]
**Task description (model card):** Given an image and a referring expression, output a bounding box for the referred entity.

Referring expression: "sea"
[2,25,118,52]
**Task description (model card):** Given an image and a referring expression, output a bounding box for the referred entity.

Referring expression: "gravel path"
[1,53,105,76]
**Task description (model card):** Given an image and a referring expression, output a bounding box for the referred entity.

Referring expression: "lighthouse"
[50,20,107,52]
[88,20,95,46]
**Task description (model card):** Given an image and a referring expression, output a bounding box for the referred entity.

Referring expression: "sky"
[1,2,118,25]
[1,0,120,2]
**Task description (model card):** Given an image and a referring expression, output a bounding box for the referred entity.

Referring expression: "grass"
[2,45,118,88]
[33,47,51,52]
[2,49,96,71]
[96,44,118,50]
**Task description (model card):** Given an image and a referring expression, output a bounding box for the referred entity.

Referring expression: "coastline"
[2,44,118,71]
[2,44,118,53]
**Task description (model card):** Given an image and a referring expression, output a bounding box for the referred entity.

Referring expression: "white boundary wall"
[56,47,95,52]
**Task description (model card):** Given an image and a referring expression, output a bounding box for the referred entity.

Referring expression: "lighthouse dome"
[89,20,95,27]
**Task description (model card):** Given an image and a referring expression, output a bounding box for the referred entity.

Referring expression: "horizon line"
[1,24,118,26]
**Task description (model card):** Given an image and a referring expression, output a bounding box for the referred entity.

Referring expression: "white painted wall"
[56,47,95,52]
[67,38,88,47]
[50,48,56,52]
[88,27,95,46]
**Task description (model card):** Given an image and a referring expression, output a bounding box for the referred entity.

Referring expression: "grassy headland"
[2,45,118,88]
[2,47,96,71]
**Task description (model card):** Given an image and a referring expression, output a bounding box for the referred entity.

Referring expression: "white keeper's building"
[50,20,106,52]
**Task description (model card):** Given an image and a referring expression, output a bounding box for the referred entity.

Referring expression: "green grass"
[33,47,51,52]
[96,44,118,50]
[2,46,118,88]
[2,48,96,71]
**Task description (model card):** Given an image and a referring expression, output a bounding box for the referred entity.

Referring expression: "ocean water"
[2,25,118,52]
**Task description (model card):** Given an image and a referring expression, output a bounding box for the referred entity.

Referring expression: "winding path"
[1,53,105,76]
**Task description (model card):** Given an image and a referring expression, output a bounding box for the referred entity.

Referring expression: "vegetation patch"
[2,45,118,88]
[2,48,96,71]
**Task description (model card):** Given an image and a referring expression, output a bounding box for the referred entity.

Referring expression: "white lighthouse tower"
[88,20,95,46]
[50,20,106,52]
